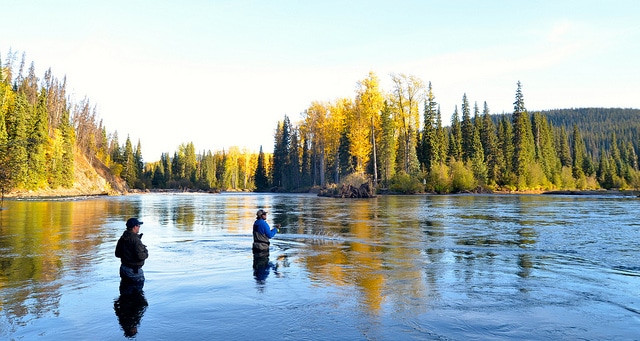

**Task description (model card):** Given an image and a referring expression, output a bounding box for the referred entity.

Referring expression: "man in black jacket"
[115,218,148,293]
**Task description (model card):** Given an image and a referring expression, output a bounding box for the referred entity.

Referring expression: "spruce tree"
[433,106,447,165]
[24,89,49,189]
[59,109,75,188]
[6,93,29,188]
[480,102,498,185]
[572,124,586,179]
[448,106,462,161]
[254,146,269,191]
[460,93,474,162]
[511,81,535,188]
[419,82,437,171]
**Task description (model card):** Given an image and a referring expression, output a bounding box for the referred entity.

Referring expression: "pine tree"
[480,102,498,185]
[6,93,29,188]
[418,82,437,171]
[59,109,75,188]
[497,117,514,186]
[511,81,535,188]
[470,118,487,185]
[460,93,474,162]
[448,106,462,161]
[122,136,136,188]
[161,152,172,185]
[271,116,290,189]
[24,89,49,189]
[557,126,572,168]
[433,106,448,165]
[288,130,302,189]
[571,124,586,179]
[254,146,269,191]
[151,162,166,188]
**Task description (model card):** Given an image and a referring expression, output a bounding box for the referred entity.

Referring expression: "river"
[1,193,639,340]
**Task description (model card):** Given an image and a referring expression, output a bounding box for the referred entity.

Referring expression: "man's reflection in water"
[253,251,287,288]
[114,281,148,338]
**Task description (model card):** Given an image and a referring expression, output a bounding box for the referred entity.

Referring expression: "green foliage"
[449,160,476,192]
[425,163,451,193]
[389,171,424,194]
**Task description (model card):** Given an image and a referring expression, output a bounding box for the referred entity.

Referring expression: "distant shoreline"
[3,187,638,200]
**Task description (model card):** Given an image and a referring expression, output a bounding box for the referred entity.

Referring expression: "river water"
[0,193,639,340]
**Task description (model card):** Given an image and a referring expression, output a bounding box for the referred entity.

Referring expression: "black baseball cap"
[126,218,144,228]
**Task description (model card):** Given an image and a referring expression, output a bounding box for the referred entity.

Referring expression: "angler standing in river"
[252,209,280,255]
[115,218,148,293]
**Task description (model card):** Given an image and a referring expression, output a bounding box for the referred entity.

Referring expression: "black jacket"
[115,230,148,268]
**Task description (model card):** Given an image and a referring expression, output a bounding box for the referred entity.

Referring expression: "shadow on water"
[113,282,148,338]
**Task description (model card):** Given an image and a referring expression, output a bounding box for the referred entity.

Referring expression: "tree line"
[0,51,76,198]
[0,51,260,195]
[260,72,640,193]
[2,51,638,195]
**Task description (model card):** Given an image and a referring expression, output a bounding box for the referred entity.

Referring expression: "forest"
[1,51,639,196]
[258,74,640,194]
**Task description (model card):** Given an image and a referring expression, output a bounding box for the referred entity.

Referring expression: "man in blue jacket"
[252,209,279,254]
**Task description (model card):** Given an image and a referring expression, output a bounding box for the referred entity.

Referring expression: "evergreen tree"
[135,140,144,181]
[571,124,586,179]
[433,106,448,165]
[122,136,137,188]
[511,81,535,188]
[557,126,572,168]
[254,146,269,191]
[151,162,166,188]
[301,137,312,188]
[480,102,499,185]
[470,117,487,185]
[0,81,13,197]
[460,93,474,162]
[200,150,218,190]
[161,152,172,185]
[59,109,75,187]
[24,88,49,189]
[497,117,514,186]
[448,106,462,161]
[271,116,290,189]
[418,82,437,171]
[532,113,560,187]
[182,142,197,185]
[6,93,29,188]
[610,132,623,179]
[288,130,302,189]
[378,101,396,187]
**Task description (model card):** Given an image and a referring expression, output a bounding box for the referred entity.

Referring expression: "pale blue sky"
[2,0,639,161]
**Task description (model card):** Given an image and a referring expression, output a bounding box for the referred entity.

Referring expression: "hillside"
[6,151,127,198]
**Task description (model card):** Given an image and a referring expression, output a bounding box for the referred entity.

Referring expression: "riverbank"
[3,152,123,199]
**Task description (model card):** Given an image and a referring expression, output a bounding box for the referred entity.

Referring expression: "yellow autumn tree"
[350,72,385,175]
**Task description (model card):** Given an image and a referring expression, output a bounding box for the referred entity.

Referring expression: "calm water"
[1,193,639,340]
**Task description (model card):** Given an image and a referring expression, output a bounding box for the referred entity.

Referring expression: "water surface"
[1,193,639,340]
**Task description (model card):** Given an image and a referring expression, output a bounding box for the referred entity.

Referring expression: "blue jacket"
[252,219,277,251]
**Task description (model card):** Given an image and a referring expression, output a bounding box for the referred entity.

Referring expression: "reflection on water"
[1,193,639,340]
[113,286,148,338]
